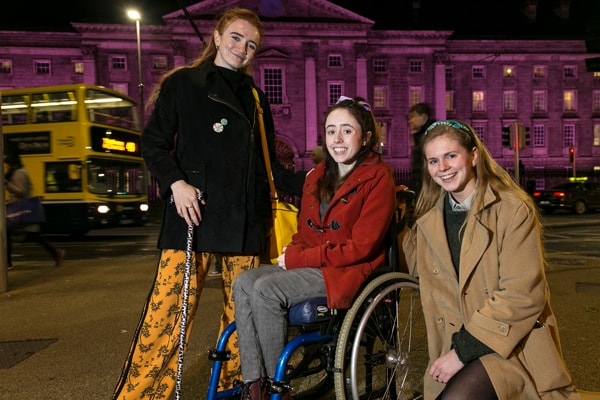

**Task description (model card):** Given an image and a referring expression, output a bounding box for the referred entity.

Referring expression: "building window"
[503,91,516,112]
[373,59,387,73]
[533,65,546,78]
[593,90,600,112]
[472,66,485,78]
[563,90,577,112]
[563,124,575,147]
[263,67,283,105]
[503,66,515,78]
[328,82,343,105]
[594,124,600,146]
[152,56,168,70]
[594,72,600,79]
[111,55,127,70]
[409,60,423,73]
[472,91,486,112]
[408,86,423,107]
[563,65,576,78]
[111,83,128,96]
[0,59,13,74]
[533,90,547,112]
[533,124,545,147]
[328,54,343,68]
[472,125,485,143]
[73,62,84,74]
[445,66,454,79]
[446,91,455,112]
[373,86,387,109]
[34,60,51,74]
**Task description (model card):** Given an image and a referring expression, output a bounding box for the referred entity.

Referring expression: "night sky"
[0,0,598,36]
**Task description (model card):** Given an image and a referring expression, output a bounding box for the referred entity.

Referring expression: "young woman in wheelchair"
[232,96,397,400]
[403,120,580,399]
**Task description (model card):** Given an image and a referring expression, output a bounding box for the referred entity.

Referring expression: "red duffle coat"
[283,153,396,309]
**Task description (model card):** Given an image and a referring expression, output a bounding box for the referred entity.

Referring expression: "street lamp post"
[127,9,144,126]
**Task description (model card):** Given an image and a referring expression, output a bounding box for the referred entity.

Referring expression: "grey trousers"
[232,265,326,381]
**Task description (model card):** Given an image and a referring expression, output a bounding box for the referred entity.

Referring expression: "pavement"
[1,212,599,399]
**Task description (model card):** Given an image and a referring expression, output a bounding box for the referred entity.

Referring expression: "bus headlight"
[97,205,110,214]
[139,203,150,212]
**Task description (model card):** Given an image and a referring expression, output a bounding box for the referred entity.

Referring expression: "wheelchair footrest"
[267,378,292,395]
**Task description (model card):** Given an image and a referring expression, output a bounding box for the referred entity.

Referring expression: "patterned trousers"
[112,249,260,399]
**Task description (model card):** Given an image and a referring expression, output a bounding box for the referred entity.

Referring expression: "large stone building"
[1,0,599,189]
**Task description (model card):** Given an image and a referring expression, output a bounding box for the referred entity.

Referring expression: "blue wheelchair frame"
[206,195,426,400]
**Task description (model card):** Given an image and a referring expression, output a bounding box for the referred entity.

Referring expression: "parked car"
[532,179,600,214]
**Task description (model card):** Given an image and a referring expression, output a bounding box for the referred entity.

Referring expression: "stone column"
[172,41,187,68]
[433,51,449,121]
[354,43,368,100]
[81,45,97,85]
[303,42,318,151]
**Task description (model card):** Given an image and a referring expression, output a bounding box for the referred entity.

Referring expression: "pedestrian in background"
[111,8,304,399]
[310,145,324,165]
[4,152,65,270]
[232,96,396,399]
[407,102,435,196]
[403,120,579,399]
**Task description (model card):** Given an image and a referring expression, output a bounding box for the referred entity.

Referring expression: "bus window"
[36,111,50,123]
[45,162,82,193]
[85,88,137,130]
[87,158,146,195]
[1,94,29,125]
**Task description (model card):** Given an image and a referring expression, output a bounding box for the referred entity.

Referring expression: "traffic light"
[569,146,575,163]
[516,124,530,149]
[502,126,513,149]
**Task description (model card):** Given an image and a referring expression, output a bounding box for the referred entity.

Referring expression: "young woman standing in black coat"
[112,8,304,399]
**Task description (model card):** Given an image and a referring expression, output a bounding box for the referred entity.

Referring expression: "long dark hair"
[317,96,381,202]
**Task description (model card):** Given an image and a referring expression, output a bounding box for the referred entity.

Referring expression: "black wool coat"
[142,63,304,254]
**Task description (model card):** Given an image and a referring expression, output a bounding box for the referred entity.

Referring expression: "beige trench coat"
[403,185,579,400]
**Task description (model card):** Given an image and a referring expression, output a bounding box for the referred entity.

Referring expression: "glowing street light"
[127,9,144,126]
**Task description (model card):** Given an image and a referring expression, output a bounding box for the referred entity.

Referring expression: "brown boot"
[240,378,270,400]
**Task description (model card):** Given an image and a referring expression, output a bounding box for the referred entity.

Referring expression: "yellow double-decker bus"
[1,84,149,235]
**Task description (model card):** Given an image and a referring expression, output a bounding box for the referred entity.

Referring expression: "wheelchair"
[206,192,428,400]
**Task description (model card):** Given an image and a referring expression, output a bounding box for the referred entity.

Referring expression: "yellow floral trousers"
[112,249,260,399]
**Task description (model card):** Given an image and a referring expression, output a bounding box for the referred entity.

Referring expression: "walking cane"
[175,224,194,400]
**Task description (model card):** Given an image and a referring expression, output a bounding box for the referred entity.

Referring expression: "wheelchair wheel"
[333,272,427,400]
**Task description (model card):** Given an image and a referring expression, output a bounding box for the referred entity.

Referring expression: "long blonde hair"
[145,7,263,110]
[413,120,540,227]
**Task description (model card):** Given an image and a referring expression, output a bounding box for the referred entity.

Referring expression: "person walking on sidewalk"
[4,152,65,269]
[111,7,304,400]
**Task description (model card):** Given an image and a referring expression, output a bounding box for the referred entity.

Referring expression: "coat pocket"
[518,323,573,392]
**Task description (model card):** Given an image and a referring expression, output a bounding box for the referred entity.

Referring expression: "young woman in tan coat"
[403,120,579,399]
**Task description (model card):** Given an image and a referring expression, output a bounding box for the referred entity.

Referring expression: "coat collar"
[417,184,500,286]
[201,63,256,120]
[305,153,387,218]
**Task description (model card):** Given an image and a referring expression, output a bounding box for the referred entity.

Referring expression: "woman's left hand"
[428,349,463,384]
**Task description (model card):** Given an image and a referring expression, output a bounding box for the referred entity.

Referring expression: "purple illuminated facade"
[1,0,600,189]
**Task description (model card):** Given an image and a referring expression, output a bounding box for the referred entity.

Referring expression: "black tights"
[437,359,498,400]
